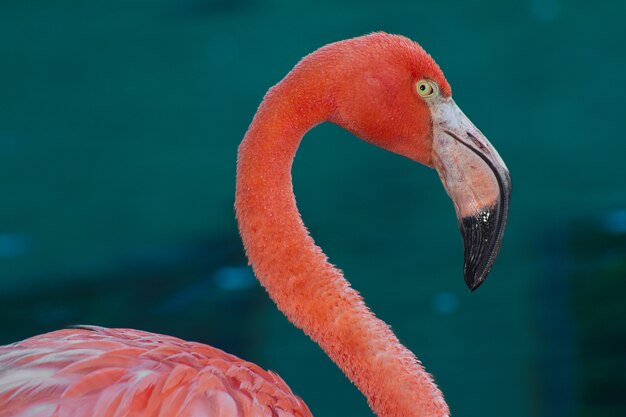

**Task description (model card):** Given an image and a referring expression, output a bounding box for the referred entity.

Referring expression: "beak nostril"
[466,131,484,149]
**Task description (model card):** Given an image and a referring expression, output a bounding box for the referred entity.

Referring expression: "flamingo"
[0,32,511,417]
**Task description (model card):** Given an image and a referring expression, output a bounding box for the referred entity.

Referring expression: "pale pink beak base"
[430,99,511,290]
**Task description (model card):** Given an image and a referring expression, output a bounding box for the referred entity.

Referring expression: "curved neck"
[235,78,448,417]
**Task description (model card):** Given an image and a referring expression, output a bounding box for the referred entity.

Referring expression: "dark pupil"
[420,85,426,91]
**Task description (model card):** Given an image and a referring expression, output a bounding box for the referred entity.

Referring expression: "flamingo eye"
[416,80,438,98]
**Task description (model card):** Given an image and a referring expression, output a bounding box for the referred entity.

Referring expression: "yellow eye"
[416,80,438,98]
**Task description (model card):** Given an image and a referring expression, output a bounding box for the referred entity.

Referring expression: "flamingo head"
[324,33,511,290]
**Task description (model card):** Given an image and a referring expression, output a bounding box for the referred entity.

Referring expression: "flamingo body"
[0,327,311,417]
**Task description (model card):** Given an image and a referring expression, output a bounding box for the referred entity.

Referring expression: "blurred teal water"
[1,1,625,417]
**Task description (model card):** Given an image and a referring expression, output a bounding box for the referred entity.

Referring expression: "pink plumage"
[0,327,311,417]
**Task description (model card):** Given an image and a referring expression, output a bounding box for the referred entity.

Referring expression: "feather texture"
[0,327,311,417]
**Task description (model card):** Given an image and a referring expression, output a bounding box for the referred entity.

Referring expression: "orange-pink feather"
[236,33,450,417]
[0,327,311,417]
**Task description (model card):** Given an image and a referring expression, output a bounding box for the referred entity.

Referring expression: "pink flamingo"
[0,33,510,417]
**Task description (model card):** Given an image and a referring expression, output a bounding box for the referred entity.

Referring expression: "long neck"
[235,75,449,417]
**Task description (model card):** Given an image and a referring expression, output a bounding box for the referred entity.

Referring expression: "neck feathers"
[235,62,448,417]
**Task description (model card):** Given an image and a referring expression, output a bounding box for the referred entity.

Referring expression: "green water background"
[1,1,625,417]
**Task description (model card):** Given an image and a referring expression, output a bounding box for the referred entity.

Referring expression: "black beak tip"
[465,273,487,292]
[460,207,503,293]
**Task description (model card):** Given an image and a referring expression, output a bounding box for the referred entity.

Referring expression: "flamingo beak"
[428,99,511,291]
